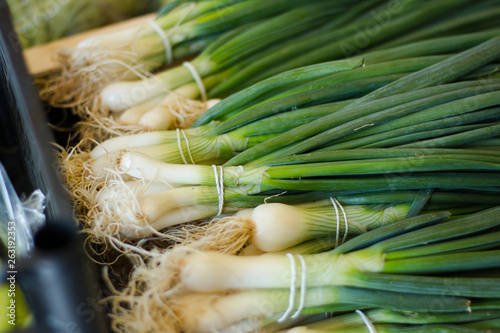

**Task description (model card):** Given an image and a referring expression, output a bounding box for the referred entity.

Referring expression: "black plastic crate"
[0,2,109,332]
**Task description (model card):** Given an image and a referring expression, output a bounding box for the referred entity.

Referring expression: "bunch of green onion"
[96,0,500,130]
[108,206,500,332]
[81,37,500,250]
[92,52,500,165]
[89,26,500,162]
[42,0,311,112]
[98,0,364,129]
[54,7,500,331]
[92,146,500,242]
[72,0,313,75]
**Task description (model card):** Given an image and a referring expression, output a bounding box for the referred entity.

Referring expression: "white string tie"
[176,129,195,164]
[277,253,297,323]
[291,254,307,319]
[181,129,196,165]
[334,197,349,244]
[330,197,349,246]
[330,197,341,247]
[148,20,173,65]
[176,129,188,165]
[212,165,224,215]
[356,310,378,333]
[183,61,207,101]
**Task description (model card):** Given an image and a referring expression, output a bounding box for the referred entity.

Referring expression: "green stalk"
[216,56,446,135]
[347,90,500,139]
[337,190,500,206]
[368,206,500,254]
[405,188,434,218]
[205,1,347,70]
[205,0,385,97]
[300,287,472,315]
[463,138,500,149]
[338,124,497,150]
[264,155,500,179]
[257,0,475,80]
[262,173,500,192]
[401,123,500,148]
[386,231,500,260]
[225,36,500,166]
[346,271,500,298]
[227,101,353,138]
[465,318,500,329]
[331,211,451,255]
[299,322,498,332]
[359,29,500,64]
[305,309,500,329]
[192,59,363,127]
[383,250,500,274]
[376,4,500,50]
[327,107,500,149]
[471,300,500,311]
[275,237,339,255]
[357,36,500,104]
[267,148,500,166]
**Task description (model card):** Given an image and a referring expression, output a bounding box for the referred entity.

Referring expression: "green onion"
[43,0,322,119]
[101,0,496,132]
[99,1,350,112]
[248,0,485,83]
[120,207,500,331]
[94,57,498,165]
[143,286,473,332]
[225,36,500,166]
[85,41,500,240]
[175,209,500,292]
[325,107,500,149]
[87,145,500,243]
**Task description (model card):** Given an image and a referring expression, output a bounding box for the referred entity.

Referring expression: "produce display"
[14,0,500,332]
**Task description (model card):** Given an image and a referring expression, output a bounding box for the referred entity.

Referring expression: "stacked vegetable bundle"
[106,206,500,332]
[97,0,500,131]
[79,34,500,241]
[45,0,500,137]
[66,37,500,331]
[117,207,500,332]
[44,0,333,133]
[53,1,500,332]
